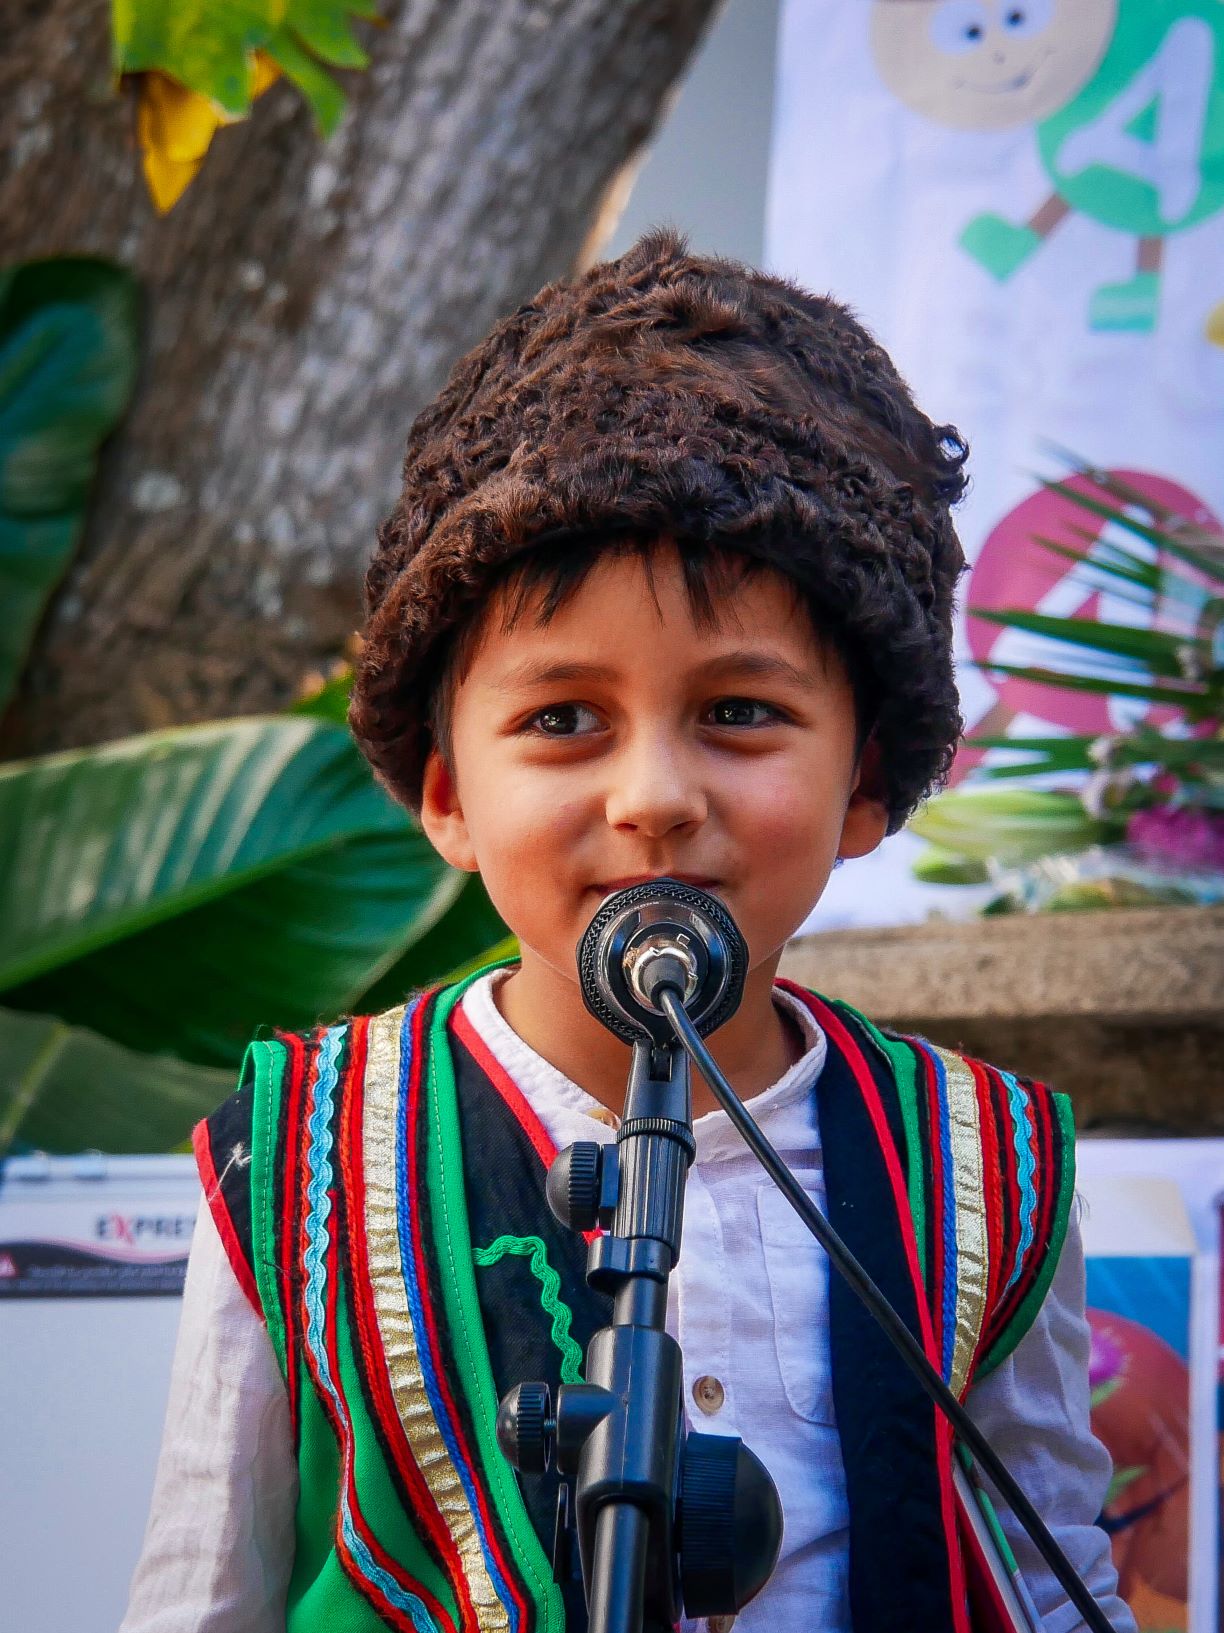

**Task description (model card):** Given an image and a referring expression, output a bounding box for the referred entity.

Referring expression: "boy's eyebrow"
[495,659,618,691]
[691,649,817,688]
[494,650,817,692]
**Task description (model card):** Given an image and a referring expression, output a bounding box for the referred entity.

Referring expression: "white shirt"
[122,975,1135,1633]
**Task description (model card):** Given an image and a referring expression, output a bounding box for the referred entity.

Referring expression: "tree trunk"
[0,0,720,756]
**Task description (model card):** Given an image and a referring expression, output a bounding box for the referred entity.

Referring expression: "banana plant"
[0,707,509,1155]
[911,461,1224,900]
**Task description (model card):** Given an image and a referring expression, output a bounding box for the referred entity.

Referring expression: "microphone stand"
[497,1031,782,1633]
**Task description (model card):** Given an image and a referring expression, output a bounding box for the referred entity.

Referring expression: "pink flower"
[1088,1318,1125,1392]
[1127,805,1224,872]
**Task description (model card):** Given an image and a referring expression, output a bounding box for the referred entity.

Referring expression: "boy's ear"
[837,736,890,860]
[418,747,480,873]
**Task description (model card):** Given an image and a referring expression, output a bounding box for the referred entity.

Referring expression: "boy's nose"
[604,740,708,838]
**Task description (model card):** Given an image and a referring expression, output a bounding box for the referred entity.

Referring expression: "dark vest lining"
[818,1010,961,1633]
[450,1020,611,1631]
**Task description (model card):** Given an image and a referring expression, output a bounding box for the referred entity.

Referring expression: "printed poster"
[768,1,1224,929]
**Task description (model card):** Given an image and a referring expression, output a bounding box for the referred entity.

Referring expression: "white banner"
[768,0,1224,929]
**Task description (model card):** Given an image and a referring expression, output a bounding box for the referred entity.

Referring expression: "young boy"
[122,230,1134,1633]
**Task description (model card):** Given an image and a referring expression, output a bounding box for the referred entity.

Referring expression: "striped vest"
[194,969,1075,1633]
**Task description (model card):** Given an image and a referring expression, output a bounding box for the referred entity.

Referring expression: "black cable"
[657,986,1116,1633]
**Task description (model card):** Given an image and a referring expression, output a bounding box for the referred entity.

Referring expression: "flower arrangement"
[910,461,1223,912]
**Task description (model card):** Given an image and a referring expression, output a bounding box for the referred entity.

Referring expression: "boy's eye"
[705,697,781,728]
[526,702,601,736]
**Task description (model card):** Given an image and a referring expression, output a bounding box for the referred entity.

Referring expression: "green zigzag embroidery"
[472,1234,585,1383]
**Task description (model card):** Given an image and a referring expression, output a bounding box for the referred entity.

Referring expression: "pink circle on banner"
[964,470,1221,744]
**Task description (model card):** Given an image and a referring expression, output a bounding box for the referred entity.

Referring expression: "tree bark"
[0,0,721,755]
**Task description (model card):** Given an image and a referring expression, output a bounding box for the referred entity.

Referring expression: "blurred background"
[1,2,1220,1628]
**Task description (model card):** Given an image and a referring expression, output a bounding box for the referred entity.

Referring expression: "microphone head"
[577,879,748,1047]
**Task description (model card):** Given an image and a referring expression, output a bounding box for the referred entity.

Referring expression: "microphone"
[577,878,748,1049]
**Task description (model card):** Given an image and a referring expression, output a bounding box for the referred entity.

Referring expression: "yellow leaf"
[137,71,218,211]
[251,51,282,98]
[136,54,282,213]
[1207,300,1224,350]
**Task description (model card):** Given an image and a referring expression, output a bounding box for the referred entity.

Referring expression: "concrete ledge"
[781,907,1224,1132]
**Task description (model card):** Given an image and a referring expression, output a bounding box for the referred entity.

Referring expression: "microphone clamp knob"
[496,1381,553,1474]
[547,1142,620,1234]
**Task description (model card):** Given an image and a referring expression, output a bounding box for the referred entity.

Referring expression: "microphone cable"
[655,983,1116,1633]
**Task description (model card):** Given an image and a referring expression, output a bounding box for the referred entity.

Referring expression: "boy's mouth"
[594,872,722,896]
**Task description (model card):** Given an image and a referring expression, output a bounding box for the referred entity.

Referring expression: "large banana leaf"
[0,714,470,1066]
[0,1005,232,1157]
[351,872,513,1014]
[0,259,139,712]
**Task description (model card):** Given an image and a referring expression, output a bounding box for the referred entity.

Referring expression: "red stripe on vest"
[338,1014,473,1633]
[191,1117,261,1315]
[279,1028,310,1439]
[288,1022,456,1633]
[969,1059,1008,1340]
[919,1042,952,1378]
[450,1000,604,1248]
[451,1003,558,1171]
[785,987,972,1633]
[403,994,531,1633]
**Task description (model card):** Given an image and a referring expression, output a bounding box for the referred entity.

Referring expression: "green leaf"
[0,715,462,1065]
[969,609,1205,678]
[6,831,464,1067]
[968,735,1099,754]
[908,788,1107,863]
[1103,1465,1146,1507]
[0,259,139,712]
[351,873,513,1013]
[286,667,352,724]
[263,29,347,136]
[1030,530,1210,618]
[0,1005,232,1158]
[1029,533,1160,598]
[0,714,400,987]
[113,0,379,131]
[911,848,990,885]
[979,663,1211,712]
[968,730,1224,781]
[1040,480,1224,585]
[970,743,1100,780]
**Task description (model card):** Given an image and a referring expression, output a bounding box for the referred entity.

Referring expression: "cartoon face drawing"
[869,0,1119,131]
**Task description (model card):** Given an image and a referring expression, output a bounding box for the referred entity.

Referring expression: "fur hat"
[349,229,967,831]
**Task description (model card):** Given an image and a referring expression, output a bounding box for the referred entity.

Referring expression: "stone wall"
[780,907,1224,1133]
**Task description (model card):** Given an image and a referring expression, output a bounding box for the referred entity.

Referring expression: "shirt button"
[692,1374,725,1415]
[591,1104,619,1129]
[709,1616,736,1633]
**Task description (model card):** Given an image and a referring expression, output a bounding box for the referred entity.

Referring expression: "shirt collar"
[459,970,826,1164]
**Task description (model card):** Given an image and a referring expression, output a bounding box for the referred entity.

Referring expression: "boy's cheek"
[726,763,848,856]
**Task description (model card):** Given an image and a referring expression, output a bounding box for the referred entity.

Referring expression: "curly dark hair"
[349,228,968,832]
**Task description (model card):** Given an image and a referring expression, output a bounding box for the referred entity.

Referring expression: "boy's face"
[420,549,888,992]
